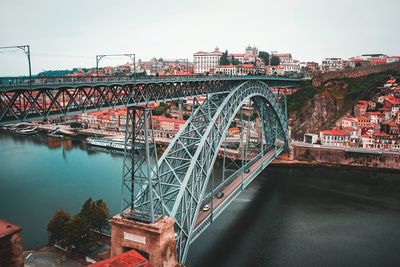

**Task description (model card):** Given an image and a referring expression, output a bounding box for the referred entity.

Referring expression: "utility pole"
[0,45,32,88]
[96,53,135,79]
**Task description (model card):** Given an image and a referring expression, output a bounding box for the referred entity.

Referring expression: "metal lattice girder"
[140,81,289,262]
[121,106,164,223]
[0,76,300,125]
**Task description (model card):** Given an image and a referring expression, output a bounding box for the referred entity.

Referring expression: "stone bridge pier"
[110,214,179,267]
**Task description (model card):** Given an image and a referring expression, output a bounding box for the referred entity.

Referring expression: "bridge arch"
[131,81,289,262]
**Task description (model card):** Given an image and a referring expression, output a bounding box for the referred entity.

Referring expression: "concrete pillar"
[177,100,183,120]
[110,214,179,267]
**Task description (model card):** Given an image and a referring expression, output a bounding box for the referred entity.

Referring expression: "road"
[195,148,277,227]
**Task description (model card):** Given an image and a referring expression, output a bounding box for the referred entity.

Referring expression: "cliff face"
[289,81,346,140]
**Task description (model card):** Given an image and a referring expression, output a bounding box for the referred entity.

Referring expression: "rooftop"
[0,219,21,238]
[321,129,349,136]
[153,116,186,123]
[89,249,149,267]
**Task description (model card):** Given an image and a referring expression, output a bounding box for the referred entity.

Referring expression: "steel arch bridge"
[122,80,288,262]
[0,75,296,263]
[0,75,298,124]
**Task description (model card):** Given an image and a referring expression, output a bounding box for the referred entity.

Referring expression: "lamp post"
[96,53,136,80]
[0,45,32,87]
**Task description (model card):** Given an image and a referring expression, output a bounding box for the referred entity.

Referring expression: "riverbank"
[271,158,400,174]
[287,142,400,171]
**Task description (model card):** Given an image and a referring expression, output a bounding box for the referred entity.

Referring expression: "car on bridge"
[202,204,210,211]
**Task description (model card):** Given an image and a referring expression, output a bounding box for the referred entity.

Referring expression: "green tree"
[91,200,110,232]
[258,51,270,65]
[152,102,169,116]
[229,56,240,65]
[79,198,93,220]
[47,209,71,245]
[79,198,110,233]
[270,55,280,66]
[64,214,91,253]
[219,50,230,65]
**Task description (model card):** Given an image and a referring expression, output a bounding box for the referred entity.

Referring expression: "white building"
[321,58,344,72]
[281,62,301,73]
[320,129,350,147]
[193,47,223,74]
[214,65,237,76]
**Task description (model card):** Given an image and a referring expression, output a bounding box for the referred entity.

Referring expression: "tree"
[152,102,169,116]
[79,198,110,233]
[47,209,71,245]
[91,200,110,232]
[271,55,280,66]
[258,51,270,65]
[64,214,91,253]
[219,50,230,65]
[229,56,240,65]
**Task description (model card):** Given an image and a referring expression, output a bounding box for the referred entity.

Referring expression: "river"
[1,132,400,266]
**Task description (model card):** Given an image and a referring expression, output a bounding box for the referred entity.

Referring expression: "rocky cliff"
[288,73,395,140]
[289,81,345,139]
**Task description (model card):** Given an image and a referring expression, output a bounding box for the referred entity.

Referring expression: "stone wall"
[312,62,400,86]
[292,144,400,170]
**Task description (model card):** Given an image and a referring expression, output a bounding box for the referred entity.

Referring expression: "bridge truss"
[0,76,298,124]
[121,80,289,262]
[0,75,294,263]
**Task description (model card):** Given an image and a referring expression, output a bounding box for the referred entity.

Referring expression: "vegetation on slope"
[288,71,399,115]
[287,81,322,114]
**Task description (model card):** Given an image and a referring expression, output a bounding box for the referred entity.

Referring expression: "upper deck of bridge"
[0,75,301,91]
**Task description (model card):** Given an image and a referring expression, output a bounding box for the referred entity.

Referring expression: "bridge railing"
[0,74,300,89]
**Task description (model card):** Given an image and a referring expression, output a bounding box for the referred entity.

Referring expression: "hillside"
[288,71,399,140]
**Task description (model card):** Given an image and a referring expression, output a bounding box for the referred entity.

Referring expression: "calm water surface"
[1,132,400,267]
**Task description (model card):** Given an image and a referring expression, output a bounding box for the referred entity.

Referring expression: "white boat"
[86,137,112,148]
[15,126,38,135]
[87,137,132,151]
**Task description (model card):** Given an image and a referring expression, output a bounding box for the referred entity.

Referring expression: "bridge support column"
[110,214,179,267]
[177,100,184,120]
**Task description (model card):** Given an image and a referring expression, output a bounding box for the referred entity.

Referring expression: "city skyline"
[1,0,400,76]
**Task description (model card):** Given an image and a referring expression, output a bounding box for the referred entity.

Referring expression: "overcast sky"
[1,0,399,76]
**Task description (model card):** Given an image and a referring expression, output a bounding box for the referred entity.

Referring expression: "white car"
[202,204,210,211]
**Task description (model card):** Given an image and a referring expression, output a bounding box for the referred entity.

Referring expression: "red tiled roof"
[343,127,357,131]
[89,249,149,267]
[371,58,387,64]
[355,116,369,120]
[366,111,382,115]
[152,116,185,123]
[216,65,235,68]
[240,64,255,68]
[351,58,370,62]
[0,219,21,238]
[386,99,400,105]
[321,129,349,136]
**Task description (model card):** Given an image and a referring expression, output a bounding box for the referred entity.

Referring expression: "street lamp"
[0,45,32,87]
[96,53,136,79]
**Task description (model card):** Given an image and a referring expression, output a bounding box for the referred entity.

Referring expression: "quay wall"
[291,144,400,170]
